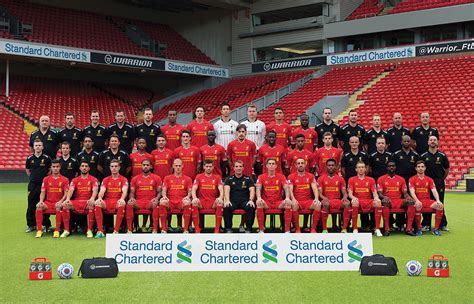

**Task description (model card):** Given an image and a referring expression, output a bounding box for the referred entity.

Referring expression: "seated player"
[126,159,162,234]
[317,159,350,233]
[256,158,292,233]
[347,161,382,234]
[61,161,99,238]
[35,160,69,238]
[377,161,415,237]
[159,158,193,233]
[288,158,321,233]
[191,159,224,233]
[408,160,444,236]
[94,160,128,238]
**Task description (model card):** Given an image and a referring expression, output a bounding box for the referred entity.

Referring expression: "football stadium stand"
[0,106,31,170]
[346,0,383,20]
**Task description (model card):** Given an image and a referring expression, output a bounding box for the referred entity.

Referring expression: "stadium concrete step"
[378,6,395,16]
[453,170,474,191]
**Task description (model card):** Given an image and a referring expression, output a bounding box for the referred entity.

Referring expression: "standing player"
[76,135,100,178]
[29,115,58,159]
[340,110,365,153]
[58,112,83,157]
[186,106,214,148]
[387,113,410,153]
[368,137,392,182]
[83,110,107,153]
[59,142,78,182]
[315,107,340,148]
[126,159,162,233]
[267,107,292,149]
[94,160,129,238]
[285,134,313,175]
[242,104,266,150]
[159,159,193,233]
[161,110,184,151]
[135,108,162,154]
[25,139,52,232]
[256,131,286,175]
[151,135,174,180]
[364,114,388,155]
[412,112,439,155]
[213,103,238,150]
[174,130,201,179]
[191,160,224,233]
[61,161,99,238]
[97,135,131,178]
[200,130,228,177]
[34,160,69,238]
[347,162,381,234]
[107,110,135,154]
[313,132,343,176]
[393,135,419,185]
[408,160,444,236]
[341,136,369,181]
[291,114,317,151]
[227,124,257,178]
[129,138,154,177]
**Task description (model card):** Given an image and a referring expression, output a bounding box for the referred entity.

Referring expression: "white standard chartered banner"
[0,39,90,62]
[106,234,373,272]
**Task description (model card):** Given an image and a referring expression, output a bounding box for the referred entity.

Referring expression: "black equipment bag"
[359,254,398,276]
[78,257,118,278]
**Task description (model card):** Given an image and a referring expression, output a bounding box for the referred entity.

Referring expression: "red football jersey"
[317,174,346,199]
[174,146,201,179]
[151,148,174,180]
[200,144,227,176]
[161,124,184,151]
[70,175,98,200]
[163,174,192,203]
[377,174,406,199]
[131,173,162,200]
[256,173,287,202]
[129,152,154,177]
[227,139,257,177]
[257,144,286,174]
[288,172,316,201]
[409,175,435,200]
[348,176,376,199]
[291,127,317,151]
[285,148,313,174]
[313,147,342,175]
[186,120,214,148]
[267,122,292,148]
[102,175,128,200]
[42,175,69,202]
[194,173,222,205]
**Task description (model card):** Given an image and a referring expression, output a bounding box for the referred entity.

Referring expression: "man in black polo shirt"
[135,108,161,154]
[315,107,340,148]
[364,114,388,155]
[59,142,78,182]
[393,135,419,185]
[25,139,52,232]
[223,160,256,233]
[107,110,135,154]
[98,135,131,178]
[369,137,392,182]
[29,115,59,159]
[412,112,439,155]
[387,112,411,153]
[57,112,83,157]
[421,136,449,231]
[341,136,369,181]
[77,135,100,178]
[83,110,107,153]
[339,109,365,152]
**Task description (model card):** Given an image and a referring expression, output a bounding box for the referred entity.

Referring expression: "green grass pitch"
[0,183,473,303]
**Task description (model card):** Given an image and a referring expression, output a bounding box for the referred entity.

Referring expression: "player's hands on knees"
[256,199,266,208]
[55,201,63,210]
[414,200,422,210]
[160,197,169,206]
[311,199,322,210]
[381,197,391,207]
[342,199,351,208]
[150,197,159,208]
[213,198,223,208]
[86,199,95,209]
[191,198,201,207]
[433,201,443,210]
[36,201,45,209]
[95,199,105,208]
[247,200,256,208]
[128,198,137,206]
[117,199,126,207]
[405,196,415,205]
[351,197,359,207]
[62,200,73,209]
[373,198,382,208]
[321,198,330,208]
[182,197,191,206]
[224,200,232,208]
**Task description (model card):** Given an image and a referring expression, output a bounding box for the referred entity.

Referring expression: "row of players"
[33,153,444,239]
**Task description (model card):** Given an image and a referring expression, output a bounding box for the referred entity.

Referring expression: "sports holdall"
[78,257,118,278]
[359,254,399,276]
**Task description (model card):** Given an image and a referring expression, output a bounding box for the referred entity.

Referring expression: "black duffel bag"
[359,254,398,276]
[78,257,119,278]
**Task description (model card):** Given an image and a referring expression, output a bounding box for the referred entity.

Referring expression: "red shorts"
[71,200,89,213]
[358,199,373,212]
[43,200,58,213]
[298,200,314,210]
[420,199,436,209]
[135,199,152,210]
[104,199,119,214]
[266,200,284,209]
[389,198,404,210]
[169,200,183,210]
[200,199,214,209]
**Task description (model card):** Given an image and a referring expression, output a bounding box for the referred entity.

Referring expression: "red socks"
[214,205,223,233]
[351,208,359,230]
[152,206,159,232]
[62,209,70,232]
[191,206,200,233]
[342,208,351,230]
[374,207,383,230]
[159,205,168,231]
[311,210,321,233]
[406,205,415,232]
[94,206,103,232]
[114,206,125,232]
[292,211,300,233]
[35,209,43,232]
[284,208,292,232]
[382,207,390,232]
[183,205,191,232]
[87,209,95,231]
[257,208,265,231]
[434,209,444,229]
[321,209,329,231]
[126,205,134,232]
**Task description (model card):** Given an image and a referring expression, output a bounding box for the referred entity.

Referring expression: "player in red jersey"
[174,130,201,179]
[347,161,381,233]
[126,159,162,233]
[291,114,317,151]
[192,159,224,233]
[61,161,99,238]
[408,160,444,236]
[159,158,193,233]
[129,138,154,177]
[186,106,214,148]
[256,130,286,175]
[200,130,228,177]
[94,160,128,238]
[161,110,184,151]
[318,159,351,233]
[313,132,343,176]
[256,158,292,233]
[151,134,174,180]
[227,124,257,177]
[285,134,313,175]
[288,158,321,233]
[266,107,292,149]
[377,161,415,237]
[35,160,69,238]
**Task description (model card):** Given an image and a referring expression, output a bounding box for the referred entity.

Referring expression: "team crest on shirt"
[68,163,73,169]
[41,159,45,164]
[150,129,155,135]
[31,160,34,164]
[376,158,379,161]
[73,133,78,139]
[140,128,143,132]
[365,182,368,186]
[123,131,128,138]
[436,157,441,164]
[336,181,339,186]
[138,180,141,184]
[97,130,102,136]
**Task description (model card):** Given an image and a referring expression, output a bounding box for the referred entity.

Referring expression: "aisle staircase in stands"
[453,168,474,191]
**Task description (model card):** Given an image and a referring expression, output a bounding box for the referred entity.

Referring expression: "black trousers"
[27,182,42,227]
[422,178,446,227]
[223,201,255,230]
